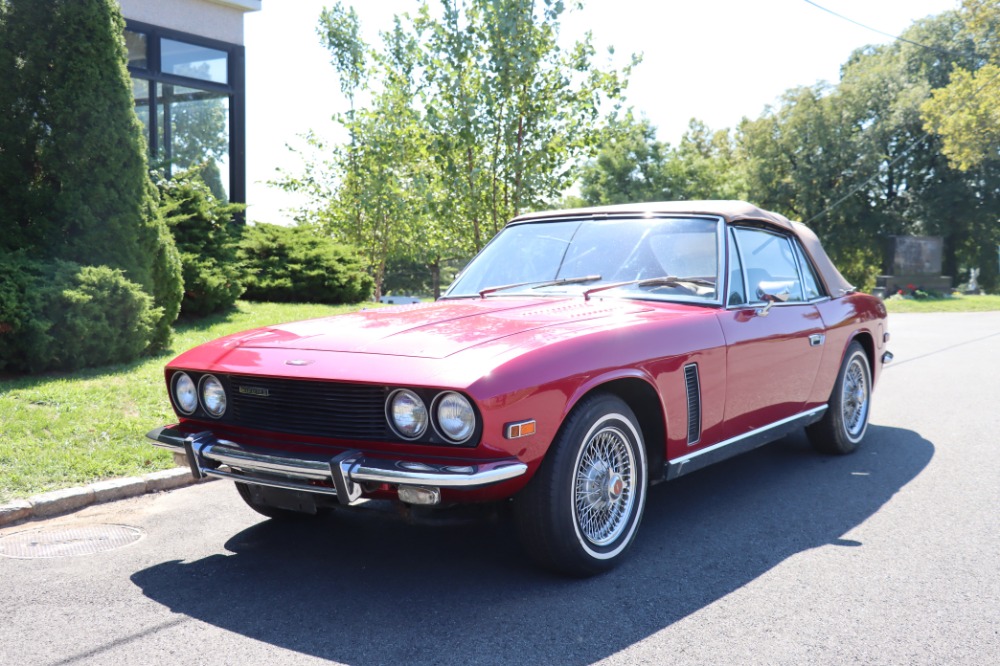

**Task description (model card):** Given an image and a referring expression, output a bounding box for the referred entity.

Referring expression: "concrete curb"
[0,466,213,529]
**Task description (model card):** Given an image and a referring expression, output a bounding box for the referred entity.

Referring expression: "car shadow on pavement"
[131,425,932,665]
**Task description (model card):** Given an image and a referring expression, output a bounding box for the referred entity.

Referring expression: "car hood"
[225,298,657,360]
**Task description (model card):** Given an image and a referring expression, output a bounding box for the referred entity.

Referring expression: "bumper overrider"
[146,426,528,506]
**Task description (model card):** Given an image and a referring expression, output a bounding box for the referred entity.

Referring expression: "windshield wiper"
[479,274,602,299]
[582,276,715,300]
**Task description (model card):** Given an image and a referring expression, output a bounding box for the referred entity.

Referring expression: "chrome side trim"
[666,405,827,480]
[146,426,528,505]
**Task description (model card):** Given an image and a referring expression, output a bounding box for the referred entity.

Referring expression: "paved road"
[1,312,998,665]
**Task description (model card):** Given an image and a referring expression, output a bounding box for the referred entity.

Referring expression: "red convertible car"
[148,201,891,575]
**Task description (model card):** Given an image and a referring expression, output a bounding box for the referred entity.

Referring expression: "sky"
[243,0,960,224]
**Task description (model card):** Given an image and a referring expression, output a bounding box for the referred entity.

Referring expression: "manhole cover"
[0,524,144,559]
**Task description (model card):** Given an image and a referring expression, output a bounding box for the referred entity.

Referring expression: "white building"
[119,0,261,203]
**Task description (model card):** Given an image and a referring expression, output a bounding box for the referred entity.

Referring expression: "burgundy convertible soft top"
[510,200,855,297]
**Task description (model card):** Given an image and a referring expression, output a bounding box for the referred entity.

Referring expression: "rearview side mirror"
[755,281,791,317]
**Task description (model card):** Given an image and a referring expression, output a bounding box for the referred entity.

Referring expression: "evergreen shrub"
[159,170,245,317]
[0,0,182,356]
[239,224,372,304]
[0,253,157,373]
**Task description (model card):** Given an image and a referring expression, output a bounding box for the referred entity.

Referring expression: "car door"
[716,226,826,438]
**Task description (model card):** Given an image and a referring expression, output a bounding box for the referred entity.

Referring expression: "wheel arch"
[849,330,876,380]
[569,377,667,485]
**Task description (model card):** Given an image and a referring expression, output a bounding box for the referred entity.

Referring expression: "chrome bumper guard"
[146,426,528,505]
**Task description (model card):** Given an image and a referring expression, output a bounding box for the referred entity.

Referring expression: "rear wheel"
[514,393,648,576]
[808,341,871,454]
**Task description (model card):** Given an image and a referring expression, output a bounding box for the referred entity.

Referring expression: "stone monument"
[874,236,953,297]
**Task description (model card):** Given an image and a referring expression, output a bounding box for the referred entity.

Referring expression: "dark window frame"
[125,20,246,204]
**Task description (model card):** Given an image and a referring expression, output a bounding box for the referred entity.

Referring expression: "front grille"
[228,376,390,440]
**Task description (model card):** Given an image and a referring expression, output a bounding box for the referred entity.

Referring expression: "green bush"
[0,0,183,354]
[238,224,372,304]
[159,170,245,317]
[0,253,157,373]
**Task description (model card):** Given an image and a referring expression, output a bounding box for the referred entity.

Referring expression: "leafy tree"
[280,0,636,299]
[0,0,182,350]
[735,9,1000,292]
[921,0,1000,171]
[579,115,673,205]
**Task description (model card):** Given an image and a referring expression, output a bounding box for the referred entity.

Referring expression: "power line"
[801,0,978,60]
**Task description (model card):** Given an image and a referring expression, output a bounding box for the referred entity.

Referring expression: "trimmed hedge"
[238,224,372,304]
[159,170,245,317]
[0,253,157,373]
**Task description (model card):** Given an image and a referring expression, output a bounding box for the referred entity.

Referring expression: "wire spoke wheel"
[513,393,648,576]
[841,356,870,438]
[574,426,636,546]
[807,341,872,455]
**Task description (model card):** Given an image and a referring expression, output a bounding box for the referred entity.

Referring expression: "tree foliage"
[578,115,743,206]
[279,0,636,298]
[0,0,182,354]
[580,8,1000,292]
[920,0,1000,171]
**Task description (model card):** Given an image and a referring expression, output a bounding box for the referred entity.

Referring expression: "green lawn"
[0,301,371,503]
[883,293,1000,313]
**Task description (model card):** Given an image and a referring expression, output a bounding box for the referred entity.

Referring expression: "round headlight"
[434,392,476,443]
[387,389,428,440]
[172,372,198,415]
[199,374,227,418]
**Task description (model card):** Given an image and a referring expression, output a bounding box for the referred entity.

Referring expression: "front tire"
[514,393,648,576]
[808,341,872,454]
[235,482,327,521]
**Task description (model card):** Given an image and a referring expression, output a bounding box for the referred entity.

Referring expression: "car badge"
[238,385,269,397]
[285,359,314,366]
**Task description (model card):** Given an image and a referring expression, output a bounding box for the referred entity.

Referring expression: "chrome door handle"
[809,334,825,347]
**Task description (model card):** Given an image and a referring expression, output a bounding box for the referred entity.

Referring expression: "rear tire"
[514,393,648,576]
[807,341,871,454]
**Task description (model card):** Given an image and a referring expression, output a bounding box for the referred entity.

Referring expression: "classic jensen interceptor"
[148,201,891,575]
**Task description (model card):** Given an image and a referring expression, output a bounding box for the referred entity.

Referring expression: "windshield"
[444,216,722,304]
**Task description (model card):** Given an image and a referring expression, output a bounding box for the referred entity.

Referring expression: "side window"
[727,228,746,305]
[733,227,805,303]
[793,240,825,300]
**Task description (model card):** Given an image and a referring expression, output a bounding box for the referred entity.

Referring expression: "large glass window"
[157,84,231,199]
[161,38,229,84]
[126,22,244,203]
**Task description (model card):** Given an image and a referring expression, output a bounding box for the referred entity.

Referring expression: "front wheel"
[514,393,648,576]
[235,482,329,521]
[808,341,872,454]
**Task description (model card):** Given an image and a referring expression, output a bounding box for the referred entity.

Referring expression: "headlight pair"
[387,389,476,444]
[171,372,227,418]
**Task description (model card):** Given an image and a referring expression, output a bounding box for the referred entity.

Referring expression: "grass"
[0,301,372,504]
[883,293,1000,313]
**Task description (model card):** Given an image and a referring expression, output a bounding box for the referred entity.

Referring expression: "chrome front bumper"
[146,426,528,505]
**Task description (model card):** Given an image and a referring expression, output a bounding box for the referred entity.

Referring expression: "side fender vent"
[684,363,702,445]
